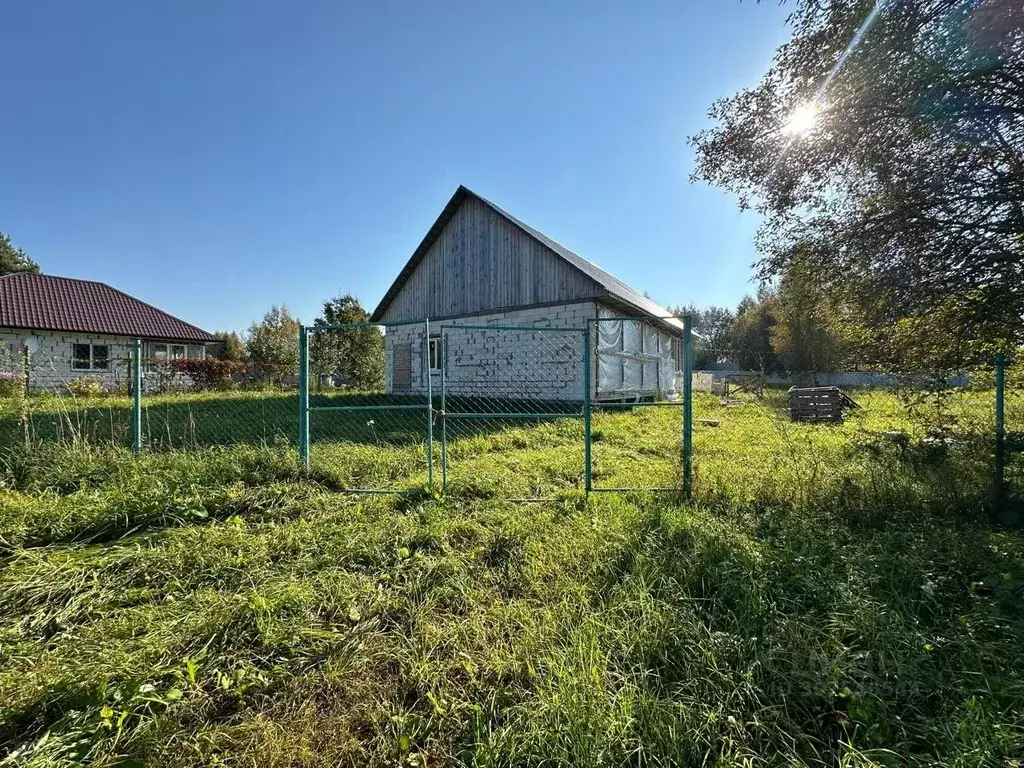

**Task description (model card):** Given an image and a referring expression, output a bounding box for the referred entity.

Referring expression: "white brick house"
[371,186,686,401]
[0,273,216,393]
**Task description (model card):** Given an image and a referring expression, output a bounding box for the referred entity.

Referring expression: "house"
[370,186,687,401]
[0,273,216,392]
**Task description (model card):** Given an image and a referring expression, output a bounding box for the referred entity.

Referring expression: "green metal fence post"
[298,325,309,468]
[583,324,592,493]
[995,353,1005,506]
[424,319,434,490]
[440,327,448,494]
[682,315,693,498]
[132,339,142,454]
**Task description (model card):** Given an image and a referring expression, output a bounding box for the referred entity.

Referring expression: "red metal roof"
[0,273,216,342]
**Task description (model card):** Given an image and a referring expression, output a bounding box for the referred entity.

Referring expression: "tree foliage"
[246,306,300,374]
[311,294,384,390]
[728,290,781,372]
[691,0,1024,367]
[0,232,40,276]
[212,331,246,363]
[671,304,735,367]
[770,249,853,372]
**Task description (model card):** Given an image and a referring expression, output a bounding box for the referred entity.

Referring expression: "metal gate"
[297,316,693,498]
[588,316,693,494]
[438,324,588,498]
[300,320,434,494]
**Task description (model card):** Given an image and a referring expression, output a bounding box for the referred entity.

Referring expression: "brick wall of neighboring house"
[0,329,137,393]
[384,301,597,401]
[0,329,209,393]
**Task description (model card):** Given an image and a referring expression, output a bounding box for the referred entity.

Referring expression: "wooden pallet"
[788,386,859,423]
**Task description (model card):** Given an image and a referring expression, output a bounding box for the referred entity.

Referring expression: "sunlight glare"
[786,102,820,136]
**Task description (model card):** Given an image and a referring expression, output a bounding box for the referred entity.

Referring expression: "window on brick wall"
[428,337,443,373]
[71,343,110,371]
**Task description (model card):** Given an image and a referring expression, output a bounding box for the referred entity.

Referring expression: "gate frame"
[299,319,435,495]
[586,314,693,496]
[438,324,589,496]
[297,315,692,498]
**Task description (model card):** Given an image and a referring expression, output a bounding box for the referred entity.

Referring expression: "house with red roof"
[0,273,216,392]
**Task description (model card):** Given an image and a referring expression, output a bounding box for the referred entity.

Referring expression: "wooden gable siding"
[380,196,601,321]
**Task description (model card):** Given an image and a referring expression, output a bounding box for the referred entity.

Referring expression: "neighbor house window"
[428,337,442,373]
[144,342,206,371]
[71,343,110,371]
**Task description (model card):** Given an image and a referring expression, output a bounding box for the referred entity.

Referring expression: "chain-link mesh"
[2,315,698,500]
[1004,357,1023,506]
[1,342,137,448]
[307,321,432,492]
[0,336,298,452]
[590,316,689,492]
[439,325,586,498]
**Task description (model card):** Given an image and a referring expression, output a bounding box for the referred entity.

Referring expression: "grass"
[0,388,1022,766]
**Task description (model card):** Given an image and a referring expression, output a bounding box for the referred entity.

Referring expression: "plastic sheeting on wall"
[596,316,681,398]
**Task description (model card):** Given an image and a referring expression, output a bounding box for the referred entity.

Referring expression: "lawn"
[0,388,1022,766]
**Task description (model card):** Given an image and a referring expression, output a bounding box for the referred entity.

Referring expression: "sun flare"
[786,102,820,136]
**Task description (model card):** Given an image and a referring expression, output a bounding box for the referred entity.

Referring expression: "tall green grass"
[0,390,1021,766]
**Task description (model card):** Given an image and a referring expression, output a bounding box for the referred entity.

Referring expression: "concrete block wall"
[0,329,136,393]
[384,302,596,400]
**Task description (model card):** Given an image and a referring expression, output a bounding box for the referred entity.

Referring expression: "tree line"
[673,251,857,373]
[213,295,384,389]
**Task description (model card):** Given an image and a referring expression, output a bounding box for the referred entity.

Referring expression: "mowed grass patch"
[0,389,1022,766]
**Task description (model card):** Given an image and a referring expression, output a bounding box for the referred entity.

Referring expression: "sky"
[0,0,791,333]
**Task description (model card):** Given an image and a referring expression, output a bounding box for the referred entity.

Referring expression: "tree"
[770,250,852,372]
[691,0,1024,367]
[728,290,781,372]
[0,232,40,276]
[311,294,384,390]
[212,331,246,363]
[246,306,300,374]
[671,304,735,368]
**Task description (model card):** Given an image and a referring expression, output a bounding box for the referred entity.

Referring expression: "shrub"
[172,358,245,391]
[66,376,105,398]
[0,371,22,397]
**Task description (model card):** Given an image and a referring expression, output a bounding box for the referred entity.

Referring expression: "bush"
[65,377,105,398]
[172,358,245,391]
[0,371,22,397]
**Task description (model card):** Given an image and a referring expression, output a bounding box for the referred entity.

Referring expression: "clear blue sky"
[1,0,790,333]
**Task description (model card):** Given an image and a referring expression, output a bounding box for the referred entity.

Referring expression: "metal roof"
[0,273,217,342]
[370,186,685,332]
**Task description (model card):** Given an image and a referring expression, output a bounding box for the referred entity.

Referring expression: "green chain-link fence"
[996,354,1023,509]
[3,317,698,499]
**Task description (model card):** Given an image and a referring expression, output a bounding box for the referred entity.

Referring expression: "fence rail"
[6,317,1016,507]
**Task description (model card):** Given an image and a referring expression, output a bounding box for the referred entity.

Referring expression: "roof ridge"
[0,272,108,287]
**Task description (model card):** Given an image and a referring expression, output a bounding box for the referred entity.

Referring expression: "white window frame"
[428,336,442,373]
[144,342,206,372]
[71,342,110,372]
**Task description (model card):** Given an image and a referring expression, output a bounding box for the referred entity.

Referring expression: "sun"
[785,102,820,136]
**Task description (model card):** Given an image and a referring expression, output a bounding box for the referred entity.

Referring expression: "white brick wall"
[384,302,597,401]
[0,329,137,393]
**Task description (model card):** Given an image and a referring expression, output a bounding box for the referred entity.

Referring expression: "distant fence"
[694,370,972,390]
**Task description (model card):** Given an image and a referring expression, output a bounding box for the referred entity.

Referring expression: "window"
[428,337,442,373]
[72,343,110,371]
[145,342,206,371]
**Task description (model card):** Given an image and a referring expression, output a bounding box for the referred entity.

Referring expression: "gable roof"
[0,273,217,342]
[370,186,684,331]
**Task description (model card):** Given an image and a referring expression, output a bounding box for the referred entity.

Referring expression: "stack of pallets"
[788,386,859,423]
